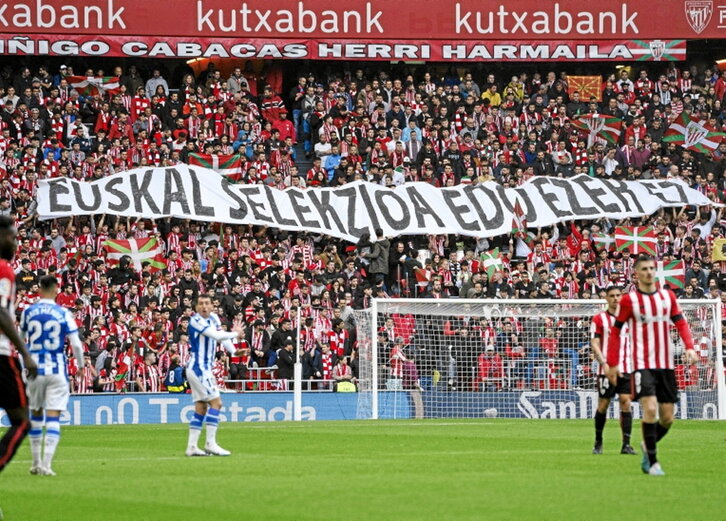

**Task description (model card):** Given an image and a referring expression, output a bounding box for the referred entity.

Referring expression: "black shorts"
[0,355,27,411]
[597,374,631,399]
[632,369,678,403]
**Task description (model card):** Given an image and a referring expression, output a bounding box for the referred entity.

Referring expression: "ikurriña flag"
[188,153,243,183]
[614,226,657,255]
[102,237,166,272]
[663,112,726,154]
[655,259,685,289]
[67,76,121,97]
[591,232,615,252]
[480,248,503,278]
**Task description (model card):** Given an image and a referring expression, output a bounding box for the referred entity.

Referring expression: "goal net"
[354,298,724,421]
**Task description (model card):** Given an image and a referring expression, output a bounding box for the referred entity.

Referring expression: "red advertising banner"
[0,0,722,41]
[0,34,687,61]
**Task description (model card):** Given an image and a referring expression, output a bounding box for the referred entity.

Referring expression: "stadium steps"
[295,143,312,174]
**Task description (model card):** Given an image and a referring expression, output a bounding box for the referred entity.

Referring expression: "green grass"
[1,420,724,521]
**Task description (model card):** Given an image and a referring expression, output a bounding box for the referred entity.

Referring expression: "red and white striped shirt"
[75,365,95,394]
[590,310,631,374]
[137,363,161,392]
[0,260,17,357]
[607,289,692,371]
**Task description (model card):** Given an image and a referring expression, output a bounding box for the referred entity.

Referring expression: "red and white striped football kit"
[590,311,631,374]
[606,289,694,371]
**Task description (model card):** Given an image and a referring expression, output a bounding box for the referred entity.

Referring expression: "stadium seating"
[1,61,724,393]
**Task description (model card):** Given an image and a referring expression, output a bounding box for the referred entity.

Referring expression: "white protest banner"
[37,166,716,242]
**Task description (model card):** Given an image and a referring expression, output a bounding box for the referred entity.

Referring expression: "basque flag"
[102,237,166,272]
[614,226,657,255]
[480,248,504,278]
[188,153,244,183]
[655,259,686,289]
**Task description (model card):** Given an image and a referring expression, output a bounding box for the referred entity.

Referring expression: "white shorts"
[186,369,220,403]
[28,374,70,411]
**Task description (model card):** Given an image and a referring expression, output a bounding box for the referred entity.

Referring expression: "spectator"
[302,344,324,389]
[247,319,272,367]
[476,345,504,391]
[0,59,721,395]
[144,69,169,99]
[164,355,187,393]
[227,67,249,95]
[276,338,296,389]
[366,229,390,286]
[332,356,355,389]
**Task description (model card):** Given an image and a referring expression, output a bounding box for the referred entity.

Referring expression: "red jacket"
[273,118,296,142]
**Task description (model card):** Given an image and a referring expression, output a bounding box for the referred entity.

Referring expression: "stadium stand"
[0,60,725,393]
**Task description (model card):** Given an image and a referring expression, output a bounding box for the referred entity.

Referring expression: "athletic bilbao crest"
[589,117,605,135]
[685,0,713,34]
[648,40,666,61]
[685,120,708,148]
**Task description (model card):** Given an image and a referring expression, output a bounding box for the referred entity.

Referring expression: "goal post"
[354,298,724,421]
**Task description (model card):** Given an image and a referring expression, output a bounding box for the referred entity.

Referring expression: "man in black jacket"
[247,320,272,367]
[415,139,439,170]
[107,256,139,291]
[276,338,296,384]
[271,318,296,353]
[366,229,390,286]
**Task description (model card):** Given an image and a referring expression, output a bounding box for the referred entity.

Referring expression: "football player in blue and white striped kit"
[20,276,85,476]
[186,295,245,457]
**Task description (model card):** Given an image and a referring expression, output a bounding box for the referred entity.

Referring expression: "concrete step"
[294,143,312,174]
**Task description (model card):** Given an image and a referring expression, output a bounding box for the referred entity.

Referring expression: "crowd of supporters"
[1,59,725,394]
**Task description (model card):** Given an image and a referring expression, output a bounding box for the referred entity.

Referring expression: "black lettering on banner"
[237,186,272,223]
[105,177,130,212]
[72,182,101,212]
[603,179,645,214]
[130,170,161,214]
[570,176,621,214]
[512,187,538,223]
[640,181,687,205]
[374,190,411,231]
[355,184,381,232]
[307,190,346,235]
[286,190,321,229]
[337,186,369,238]
[493,184,514,214]
[189,168,215,217]
[529,177,573,219]
[464,185,505,229]
[264,186,297,227]
[162,168,191,215]
[407,186,446,228]
[47,179,71,213]
[441,189,479,232]
[548,177,598,216]
[221,181,248,220]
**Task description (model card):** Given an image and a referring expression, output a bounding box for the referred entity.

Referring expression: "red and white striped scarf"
[302,327,315,352]
[321,352,333,380]
[250,329,264,352]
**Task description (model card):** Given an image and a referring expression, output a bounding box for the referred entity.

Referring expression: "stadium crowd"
[0,59,725,394]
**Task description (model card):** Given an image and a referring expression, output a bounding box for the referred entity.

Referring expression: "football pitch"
[2,419,723,521]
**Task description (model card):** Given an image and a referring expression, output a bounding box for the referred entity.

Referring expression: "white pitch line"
[12,456,184,464]
[397,421,518,426]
